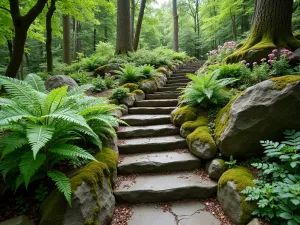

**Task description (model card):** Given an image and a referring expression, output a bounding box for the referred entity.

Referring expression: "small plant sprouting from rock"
[225,156,237,169]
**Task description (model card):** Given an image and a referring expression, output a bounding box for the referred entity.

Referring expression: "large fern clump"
[114,64,145,83]
[0,74,123,205]
[179,69,238,108]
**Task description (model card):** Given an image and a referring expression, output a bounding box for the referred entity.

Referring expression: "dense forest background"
[1,0,300,74]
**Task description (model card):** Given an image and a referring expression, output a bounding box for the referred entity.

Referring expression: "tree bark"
[173,0,179,52]
[7,39,13,58]
[115,0,133,54]
[133,0,146,51]
[94,28,97,51]
[227,0,300,63]
[73,19,78,60]
[46,0,56,73]
[5,0,48,78]
[63,15,71,64]
[230,11,237,41]
[131,0,135,43]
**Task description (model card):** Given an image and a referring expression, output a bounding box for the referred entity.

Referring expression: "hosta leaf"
[24,73,46,92]
[26,124,54,158]
[47,171,71,206]
[280,212,293,220]
[50,144,96,161]
[19,152,46,188]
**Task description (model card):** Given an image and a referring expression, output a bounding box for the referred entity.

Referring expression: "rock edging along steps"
[113,61,220,224]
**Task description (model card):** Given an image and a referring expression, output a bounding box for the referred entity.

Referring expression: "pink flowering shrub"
[269,49,292,76]
[207,41,238,64]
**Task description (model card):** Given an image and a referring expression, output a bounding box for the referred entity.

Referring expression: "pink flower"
[268,59,274,64]
[281,49,289,53]
[261,58,267,62]
[105,73,111,77]
[272,49,278,53]
[246,63,250,67]
[288,52,293,56]
[268,53,275,59]
[253,62,258,66]
[218,45,223,50]
[240,60,247,64]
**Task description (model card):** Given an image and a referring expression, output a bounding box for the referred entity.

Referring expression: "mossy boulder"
[139,80,157,94]
[180,116,208,138]
[157,67,172,77]
[186,126,217,159]
[119,94,135,107]
[205,159,227,180]
[153,73,167,88]
[217,167,256,225]
[170,106,197,127]
[94,64,120,77]
[93,65,107,77]
[119,104,128,116]
[122,83,139,92]
[215,76,300,158]
[0,216,33,225]
[39,148,118,225]
[131,89,145,101]
[45,75,78,91]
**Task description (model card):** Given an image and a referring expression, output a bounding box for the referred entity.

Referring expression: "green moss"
[93,65,107,77]
[122,83,139,92]
[157,67,169,76]
[140,79,155,84]
[269,75,300,90]
[131,89,144,95]
[181,116,208,132]
[171,106,197,126]
[186,126,216,150]
[218,167,256,224]
[214,92,244,141]
[39,148,118,225]
[216,159,227,170]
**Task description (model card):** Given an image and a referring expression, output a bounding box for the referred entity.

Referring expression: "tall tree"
[133,0,147,51]
[173,0,179,52]
[4,0,48,78]
[227,0,300,63]
[115,0,133,54]
[63,15,71,64]
[46,0,56,73]
[131,0,135,42]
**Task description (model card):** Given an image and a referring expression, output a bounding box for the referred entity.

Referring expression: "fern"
[24,73,46,92]
[66,84,93,97]
[48,171,72,206]
[114,64,145,83]
[50,144,96,161]
[1,133,28,159]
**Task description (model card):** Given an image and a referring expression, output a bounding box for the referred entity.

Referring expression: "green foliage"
[69,71,90,85]
[251,63,270,82]
[104,75,117,89]
[140,65,157,79]
[35,183,49,206]
[179,70,238,108]
[114,64,145,83]
[91,76,108,93]
[225,156,237,169]
[242,130,300,224]
[110,87,130,100]
[15,196,30,215]
[0,75,122,205]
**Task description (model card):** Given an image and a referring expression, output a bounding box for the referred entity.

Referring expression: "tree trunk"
[131,0,135,43]
[115,0,133,55]
[94,28,97,51]
[7,39,13,58]
[73,19,78,60]
[133,0,146,51]
[173,0,179,52]
[46,0,56,73]
[5,0,48,78]
[196,0,200,58]
[227,0,300,63]
[230,11,237,41]
[63,15,71,64]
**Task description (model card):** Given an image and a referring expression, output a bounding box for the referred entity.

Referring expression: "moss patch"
[216,159,227,170]
[181,116,209,133]
[171,106,197,127]
[269,75,300,90]
[93,65,107,77]
[140,79,155,84]
[39,148,118,225]
[131,89,144,95]
[186,126,216,150]
[218,167,256,224]
[122,83,139,92]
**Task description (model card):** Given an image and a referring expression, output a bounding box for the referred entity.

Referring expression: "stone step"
[121,114,171,126]
[154,91,181,94]
[135,99,178,107]
[157,87,183,92]
[118,151,201,174]
[146,93,180,100]
[171,73,190,77]
[167,79,190,84]
[118,135,187,154]
[129,107,176,114]
[114,171,217,203]
[117,124,179,138]
[165,83,188,87]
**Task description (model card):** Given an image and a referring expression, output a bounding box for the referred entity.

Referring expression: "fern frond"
[66,84,93,97]
[19,152,46,188]
[26,124,55,158]
[44,86,68,114]
[0,98,18,107]
[24,73,46,92]
[47,171,72,206]
[1,133,28,158]
[0,105,35,125]
[50,144,96,161]
[0,155,20,181]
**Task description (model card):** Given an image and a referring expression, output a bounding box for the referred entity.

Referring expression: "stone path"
[113,62,220,225]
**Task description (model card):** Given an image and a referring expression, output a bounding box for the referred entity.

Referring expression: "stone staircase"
[113,62,220,225]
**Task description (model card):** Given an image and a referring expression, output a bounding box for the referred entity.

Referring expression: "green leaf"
[50,144,96,161]
[280,212,293,220]
[294,215,300,223]
[19,152,46,188]
[24,73,46,92]
[47,171,71,206]
[26,124,54,158]
[66,84,93,97]
[290,162,297,168]
[1,133,28,159]
[287,220,298,225]
[44,86,68,114]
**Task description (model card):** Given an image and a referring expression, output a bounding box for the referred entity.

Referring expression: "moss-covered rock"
[215,76,300,158]
[205,159,227,180]
[119,94,135,107]
[131,89,145,101]
[122,83,139,92]
[39,148,118,225]
[139,80,157,94]
[217,167,256,225]
[186,126,217,159]
[180,116,208,138]
[0,216,33,225]
[170,106,197,127]
[93,65,107,77]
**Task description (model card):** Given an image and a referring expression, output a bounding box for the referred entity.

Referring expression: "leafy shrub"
[110,87,130,100]
[242,130,300,224]
[251,62,270,83]
[91,76,108,93]
[104,74,116,89]
[122,83,139,92]
[179,70,238,108]
[0,75,121,205]
[207,42,238,64]
[69,71,90,84]
[114,64,145,83]
[269,49,292,76]
[35,72,51,81]
[140,64,157,79]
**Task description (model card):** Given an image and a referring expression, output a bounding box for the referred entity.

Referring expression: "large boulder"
[153,74,167,88]
[45,75,78,91]
[94,64,121,77]
[170,106,197,127]
[186,126,217,159]
[215,76,300,158]
[218,167,256,225]
[119,94,135,107]
[139,80,157,94]
[132,89,145,101]
[0,216,33,225]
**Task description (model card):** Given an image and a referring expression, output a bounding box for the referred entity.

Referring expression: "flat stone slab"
[135,99,178,107]
[117,124,179,138]
[158,87,182,92]
[121,114,171,126]
[118,135,187,154]
[165,83,189,87]
[146,93,180,100]
[118,151,201,174]
[114,172,217,203]
[129,107,176,114]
